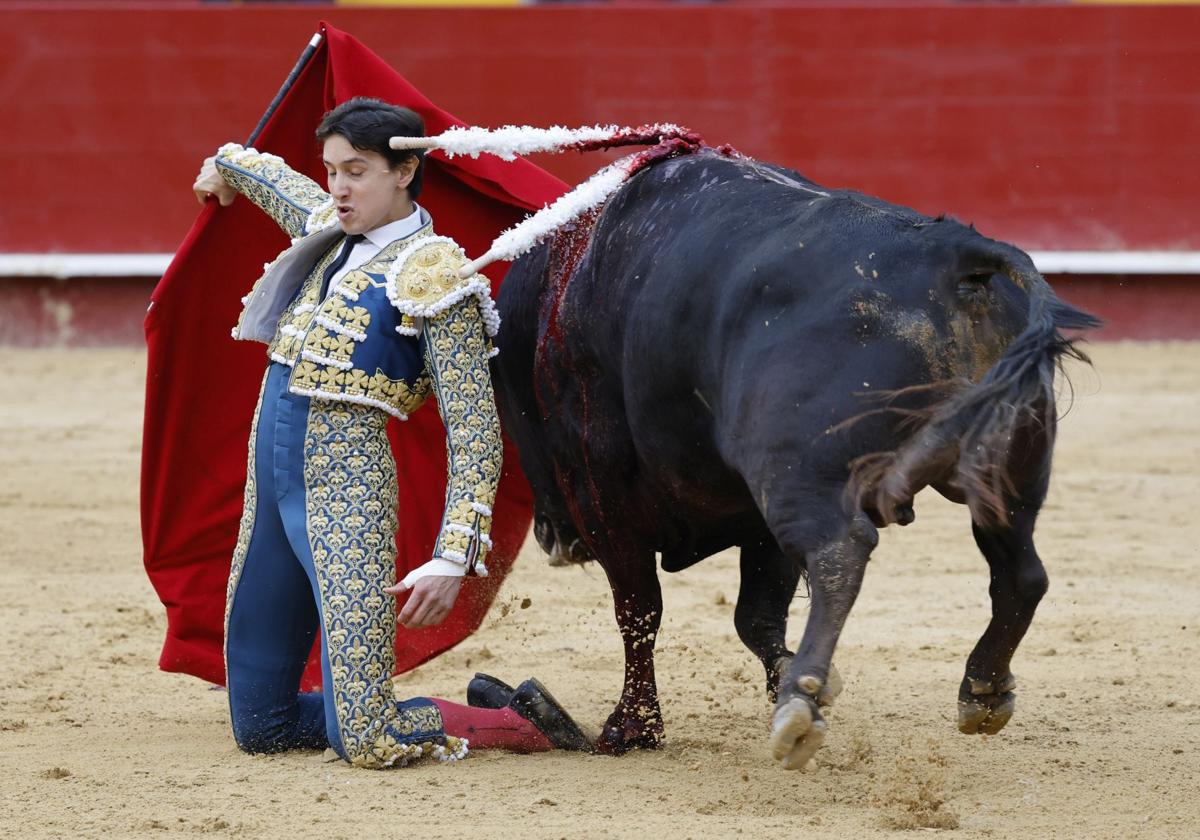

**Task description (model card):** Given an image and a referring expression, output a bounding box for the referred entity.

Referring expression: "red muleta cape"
[141,22,567,688]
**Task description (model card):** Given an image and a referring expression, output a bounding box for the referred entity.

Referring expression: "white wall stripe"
[2,251,1200,278]
[0,253,175,278]
[1027,251,1200,275]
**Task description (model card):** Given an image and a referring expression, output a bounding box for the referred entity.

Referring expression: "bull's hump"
[735,158,830,199]
[644,150,829,199]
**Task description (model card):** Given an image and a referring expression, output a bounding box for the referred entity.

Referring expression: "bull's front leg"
[735,539,800,701]
[769,511,877,770]
[597,552,664,754]
[735,538,844,705]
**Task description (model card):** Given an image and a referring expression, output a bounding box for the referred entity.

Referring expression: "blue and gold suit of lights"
[214,145,502,767]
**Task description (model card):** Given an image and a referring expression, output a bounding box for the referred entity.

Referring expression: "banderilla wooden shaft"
[458,252,499,279]
[389,136,442,151]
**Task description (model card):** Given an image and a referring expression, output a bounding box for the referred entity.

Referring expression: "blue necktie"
[319,234,365,299]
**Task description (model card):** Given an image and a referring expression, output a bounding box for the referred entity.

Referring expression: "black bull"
[490,149,1098,770]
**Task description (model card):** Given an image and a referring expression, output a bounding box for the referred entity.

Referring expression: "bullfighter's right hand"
[192,156,237,206]
[390,574,463,629]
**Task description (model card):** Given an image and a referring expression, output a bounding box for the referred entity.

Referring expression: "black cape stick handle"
[246,31,324,147]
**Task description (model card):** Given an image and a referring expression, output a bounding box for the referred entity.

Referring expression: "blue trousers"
[225,363,449,767]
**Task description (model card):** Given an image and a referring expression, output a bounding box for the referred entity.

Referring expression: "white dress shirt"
[324,204,428,300]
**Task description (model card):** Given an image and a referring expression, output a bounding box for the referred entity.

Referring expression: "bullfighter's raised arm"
[206,143,336,239]
[388,238,503,586]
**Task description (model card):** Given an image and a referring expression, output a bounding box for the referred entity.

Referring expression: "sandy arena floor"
[1,343,1197,839]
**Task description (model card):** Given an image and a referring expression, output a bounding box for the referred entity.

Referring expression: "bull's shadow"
[490,148,1099,770]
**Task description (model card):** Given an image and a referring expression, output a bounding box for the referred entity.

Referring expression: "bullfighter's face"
[322,134,417,235]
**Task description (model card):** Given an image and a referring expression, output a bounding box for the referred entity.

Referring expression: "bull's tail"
[852,268,1101,527]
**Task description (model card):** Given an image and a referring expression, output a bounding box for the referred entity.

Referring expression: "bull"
[490,148,1098,770]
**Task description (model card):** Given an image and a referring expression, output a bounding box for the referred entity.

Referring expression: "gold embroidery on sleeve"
[422,300,503,572]
[215,144,330,239]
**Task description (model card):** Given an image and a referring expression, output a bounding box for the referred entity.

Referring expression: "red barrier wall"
[2,2,1197,255]
[0,277,152,347]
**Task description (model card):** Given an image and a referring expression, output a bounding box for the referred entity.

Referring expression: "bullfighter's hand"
[192,156,236,207]
[390,574,463,629]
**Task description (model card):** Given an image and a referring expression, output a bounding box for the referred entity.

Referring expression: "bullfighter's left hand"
[388,574,463,628]
[192,156,237,207]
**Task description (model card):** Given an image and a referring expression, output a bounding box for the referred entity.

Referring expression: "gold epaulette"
[386,238,482,315]
[385,237,501,337]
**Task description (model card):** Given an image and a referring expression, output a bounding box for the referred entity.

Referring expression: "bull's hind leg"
[957,414,1055,736]
[597,545,665,754]
[768,509,878,770]
[958,504,1047,735]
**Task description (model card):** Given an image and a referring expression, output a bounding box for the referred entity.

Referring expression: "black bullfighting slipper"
[508,678,594,753]
[466,672,515,709]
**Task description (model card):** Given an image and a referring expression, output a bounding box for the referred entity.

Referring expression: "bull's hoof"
[595,710,664,755]
[769,695,826,771]
[957,674,1017,735]
[767,659,843,707]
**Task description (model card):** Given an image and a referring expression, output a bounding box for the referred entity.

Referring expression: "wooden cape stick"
[246,32,324,146]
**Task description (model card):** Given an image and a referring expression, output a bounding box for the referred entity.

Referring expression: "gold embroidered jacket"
[215,143,502,573]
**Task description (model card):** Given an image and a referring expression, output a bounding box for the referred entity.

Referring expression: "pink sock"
[429,698,554,753]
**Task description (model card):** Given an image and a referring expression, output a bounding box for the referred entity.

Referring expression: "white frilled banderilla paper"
[390,124,701,277]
